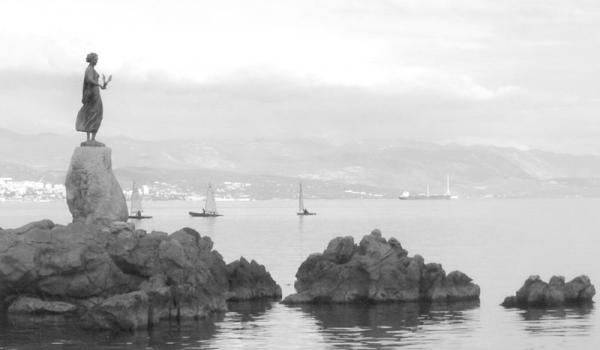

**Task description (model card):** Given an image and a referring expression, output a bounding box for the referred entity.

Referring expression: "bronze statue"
[76,52,111,146]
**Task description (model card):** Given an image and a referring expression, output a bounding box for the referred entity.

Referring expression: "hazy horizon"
[2,0,600,155]
[0,125,597,159]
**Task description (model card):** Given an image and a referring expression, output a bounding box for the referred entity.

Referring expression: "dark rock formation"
[283,229,480,304]
[226,257,282,301]
[501,275,595,308]
[65,147,128,225]
[0,220,281,330]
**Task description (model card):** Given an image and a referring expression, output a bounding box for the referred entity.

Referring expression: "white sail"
[298,183,305,212]
[130,181,143,215]
[204,184,218,214]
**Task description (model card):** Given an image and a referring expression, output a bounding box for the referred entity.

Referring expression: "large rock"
[283,229,480,304]
[0,220,281,330]
[65,147,128,225]
[502,275,595,308]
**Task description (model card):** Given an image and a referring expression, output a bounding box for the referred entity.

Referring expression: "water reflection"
[515,304,594,337]
[227,300,274,322]
[0,313,224,350]
[0,302,281,350]
[289,301,480,348]
[145,314,224,349]
[297,216,305,234]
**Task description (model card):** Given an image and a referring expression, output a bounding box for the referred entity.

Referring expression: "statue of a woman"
[76,52,111,145]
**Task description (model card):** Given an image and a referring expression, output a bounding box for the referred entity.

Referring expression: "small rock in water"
[501,275,595,308]
[283,229,480,304]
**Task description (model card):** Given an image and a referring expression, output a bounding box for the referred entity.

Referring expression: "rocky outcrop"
[65,147,128,225]
[226,257,282,301]
[0,220,281,330]
[283,229,480,304]
[3,219,54,234]
[501,275,595,308]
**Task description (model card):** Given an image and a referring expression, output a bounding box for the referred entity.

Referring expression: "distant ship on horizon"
[399,176,458,200]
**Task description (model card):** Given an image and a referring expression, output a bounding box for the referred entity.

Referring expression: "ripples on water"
[1,199,599,349]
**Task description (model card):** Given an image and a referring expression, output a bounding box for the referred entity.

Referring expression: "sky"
[1,0,599,154]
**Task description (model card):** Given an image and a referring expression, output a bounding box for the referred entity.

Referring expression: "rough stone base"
[65,146,128,225]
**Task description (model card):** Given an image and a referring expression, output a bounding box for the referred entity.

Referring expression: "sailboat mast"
[204,184,211,211]
[299,183,304,212]
[130,181,135,214]
[204,184,218,214]
[446,175,451,195]
[132,181,135,207]
[130,180,145,215]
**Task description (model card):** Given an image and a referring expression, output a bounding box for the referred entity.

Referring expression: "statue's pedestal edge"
[80,140,106,147]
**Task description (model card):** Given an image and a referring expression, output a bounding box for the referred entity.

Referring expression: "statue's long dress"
[76,67,103,133]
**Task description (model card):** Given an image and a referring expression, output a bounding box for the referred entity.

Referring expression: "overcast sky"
[1,0,599,154]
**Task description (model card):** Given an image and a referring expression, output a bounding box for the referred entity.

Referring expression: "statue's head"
[86,52,98,65]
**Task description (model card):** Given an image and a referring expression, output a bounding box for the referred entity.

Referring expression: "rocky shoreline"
[2,219,598,331]
[0,146,284,331]
[0,220,281,331]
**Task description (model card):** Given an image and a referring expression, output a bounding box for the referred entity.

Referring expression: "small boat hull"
[189,211,222,217]
[297,212,317,216]
[399,195,451,200]
[128,215,153,219]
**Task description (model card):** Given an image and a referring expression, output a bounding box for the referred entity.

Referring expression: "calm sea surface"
[0,198,599,349]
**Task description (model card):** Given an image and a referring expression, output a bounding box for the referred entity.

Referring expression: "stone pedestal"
[65,146,128,225]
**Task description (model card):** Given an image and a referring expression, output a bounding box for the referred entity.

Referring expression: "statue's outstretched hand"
[101,74,113,89]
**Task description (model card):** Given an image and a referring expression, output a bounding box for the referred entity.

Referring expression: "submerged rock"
[0,220,280,330]
[501,275,595,308]
[65,146,128,225]
[283,229,480,304]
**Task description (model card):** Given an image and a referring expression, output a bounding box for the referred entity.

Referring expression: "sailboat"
[189,184,222,217]
[128,181,152,219]
[297,183,316,216]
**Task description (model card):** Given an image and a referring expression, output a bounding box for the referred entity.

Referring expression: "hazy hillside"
[3,128,600,198]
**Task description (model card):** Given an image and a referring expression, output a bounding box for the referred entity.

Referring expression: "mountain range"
[2,127,600,198]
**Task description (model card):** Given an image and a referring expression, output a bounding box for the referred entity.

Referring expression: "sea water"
[0,198,599,349]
